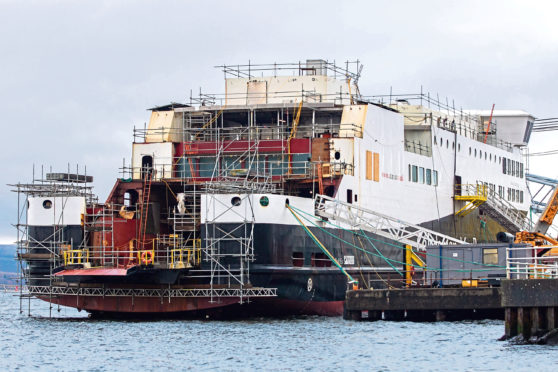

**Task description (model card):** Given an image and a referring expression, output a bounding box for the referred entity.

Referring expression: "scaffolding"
[10,167,96,316]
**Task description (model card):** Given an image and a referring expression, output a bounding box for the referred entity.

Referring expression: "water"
[0,293,556,371]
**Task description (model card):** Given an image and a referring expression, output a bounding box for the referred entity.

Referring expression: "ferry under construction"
[11,59,542,317]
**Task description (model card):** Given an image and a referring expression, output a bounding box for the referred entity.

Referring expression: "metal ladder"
[314,194,466,251]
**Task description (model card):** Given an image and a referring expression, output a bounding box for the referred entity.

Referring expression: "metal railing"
[457,184,532,232]
[506,245,558,279]
[55,234,202,270]
[133,122,363,143]
[404,139,431,156]
[120,158,354,182]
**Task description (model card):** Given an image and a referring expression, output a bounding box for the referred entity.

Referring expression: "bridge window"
[432,170,438,186]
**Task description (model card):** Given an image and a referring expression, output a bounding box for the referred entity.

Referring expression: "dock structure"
[501,279,558,343]
[343,287,502,321]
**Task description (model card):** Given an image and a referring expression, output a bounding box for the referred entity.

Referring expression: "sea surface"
[0,293,556,372]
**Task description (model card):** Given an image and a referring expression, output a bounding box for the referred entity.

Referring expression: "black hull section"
[202,222,407,304]
[27,225,83,286]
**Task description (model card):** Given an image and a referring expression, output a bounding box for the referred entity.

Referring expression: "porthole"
[458,144,461,152]
[43,200,52,209]
[446,139,449,148]
[334,151,341,160]
[479,150,482,158]
[452,142,455,150]
[231,196,241,206]
[434,136,437,145]
[259,196,269,207]
[469,147,472,155]
[485,153,487,160]
[490,154,492,161]
[475,149,477,157]
[285,198,290,206]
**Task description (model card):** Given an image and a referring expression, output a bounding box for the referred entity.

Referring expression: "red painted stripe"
[175,138,311,156]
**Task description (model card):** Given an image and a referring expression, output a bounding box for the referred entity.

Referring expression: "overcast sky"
[1,0,557,242]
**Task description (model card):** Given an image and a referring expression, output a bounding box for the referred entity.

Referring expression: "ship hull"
[34,209,506,317]
[41,296,344,318]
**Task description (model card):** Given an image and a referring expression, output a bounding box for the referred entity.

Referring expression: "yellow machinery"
[516,186,558,257]
[405,244,425,286]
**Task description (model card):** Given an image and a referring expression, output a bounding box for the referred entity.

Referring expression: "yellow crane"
[516,186,558,256]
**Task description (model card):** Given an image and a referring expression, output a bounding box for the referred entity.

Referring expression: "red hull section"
[41,295,343,316]
[44,295,240,313]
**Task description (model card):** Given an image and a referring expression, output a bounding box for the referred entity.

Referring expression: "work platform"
[343,287,502,321]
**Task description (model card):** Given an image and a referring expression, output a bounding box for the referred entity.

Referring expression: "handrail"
[456,184,532,232]
[506,245,558,279]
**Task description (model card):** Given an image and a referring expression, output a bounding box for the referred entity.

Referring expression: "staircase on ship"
[454,183,532,233]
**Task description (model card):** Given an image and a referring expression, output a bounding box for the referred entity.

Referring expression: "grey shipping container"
[425,243,530,287]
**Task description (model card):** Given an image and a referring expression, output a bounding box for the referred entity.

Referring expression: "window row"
[432,136,509,167]
[433,136,455,150]
[507,188,524,203]
[502,158,524,178]
[409,164,438,186]
[480,182,524,204]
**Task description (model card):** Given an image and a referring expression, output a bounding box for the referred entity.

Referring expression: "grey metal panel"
[425,243,530,286]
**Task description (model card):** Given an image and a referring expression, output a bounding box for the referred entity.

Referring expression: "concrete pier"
[501,279,558,343]
[344,287,502,321]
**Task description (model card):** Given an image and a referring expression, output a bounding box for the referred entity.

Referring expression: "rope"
[290,204,506,272]
[286,204,357,284]
[359,228,403,276]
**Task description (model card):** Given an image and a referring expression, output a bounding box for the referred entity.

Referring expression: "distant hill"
[0,244,17,273]
[0,271,17,285]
